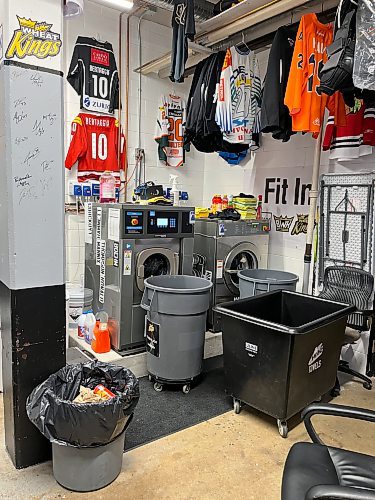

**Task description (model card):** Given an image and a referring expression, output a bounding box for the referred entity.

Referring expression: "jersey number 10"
[92,74,109,99]
[92,133,108,160]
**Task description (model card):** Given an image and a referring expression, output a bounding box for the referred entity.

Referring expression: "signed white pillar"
[0,0,65,468]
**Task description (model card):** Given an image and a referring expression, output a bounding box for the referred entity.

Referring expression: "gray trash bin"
[141,275,213,394]
[239,269,299,298]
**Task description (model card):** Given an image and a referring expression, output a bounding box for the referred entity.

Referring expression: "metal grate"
[318,173,375,286]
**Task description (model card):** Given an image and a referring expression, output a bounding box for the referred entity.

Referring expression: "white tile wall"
[64,18,375,297]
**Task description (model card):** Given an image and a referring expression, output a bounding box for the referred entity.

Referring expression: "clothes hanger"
[236,32,250,52]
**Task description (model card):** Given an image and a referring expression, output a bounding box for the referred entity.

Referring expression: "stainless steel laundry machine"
[194,218,270,332]
[85,204,194,352]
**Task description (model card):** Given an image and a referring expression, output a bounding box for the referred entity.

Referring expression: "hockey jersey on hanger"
[155,94,187,167]
[215,46,262,144]
[323,100,375,161]
[65,113,126,184]
[284,14,334,134]
[67,36,119,114]
[261,26,297,142]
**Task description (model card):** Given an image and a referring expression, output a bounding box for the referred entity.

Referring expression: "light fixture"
[92,0,134,10]
[63,0,84,18]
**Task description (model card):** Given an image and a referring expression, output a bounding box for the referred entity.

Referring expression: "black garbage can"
[214,290,355,437]
[26,361,139,491]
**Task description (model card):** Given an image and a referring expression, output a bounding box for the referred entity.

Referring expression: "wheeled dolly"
[232,397,289,438]
[148,374,192,394]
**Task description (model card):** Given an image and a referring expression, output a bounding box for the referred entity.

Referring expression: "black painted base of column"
[0,282,66,469]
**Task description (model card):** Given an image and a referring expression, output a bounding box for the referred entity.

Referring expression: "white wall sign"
[108,208,120,242]
[99,240,106,304]
[85,202,93,244]
[95,206,102,265]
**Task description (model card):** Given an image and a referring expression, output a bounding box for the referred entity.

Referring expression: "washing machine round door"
[224,242,258,295]
[136,248,179,292]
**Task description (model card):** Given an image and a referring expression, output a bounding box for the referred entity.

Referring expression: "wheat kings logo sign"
[6,16,62,60]
[274,215,294,232]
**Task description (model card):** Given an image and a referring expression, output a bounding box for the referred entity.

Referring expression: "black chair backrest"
[319,266,374,330]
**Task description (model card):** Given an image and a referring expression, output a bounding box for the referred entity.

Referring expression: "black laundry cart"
[215,290,355,437]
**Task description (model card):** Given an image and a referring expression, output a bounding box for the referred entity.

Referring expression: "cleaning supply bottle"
[256,194,263,220]
[222,194,228,210]
[217,195,223,212]
[77,311,87,339]
[84,310,96,345]
[228,194,234,209]
[211,195,217,213]
[92,320,111,354]
[169,174,180,206]
[99,171,116,203]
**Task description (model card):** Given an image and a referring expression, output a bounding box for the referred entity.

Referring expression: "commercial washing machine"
[85,204,194,352]
[194,218,270,332]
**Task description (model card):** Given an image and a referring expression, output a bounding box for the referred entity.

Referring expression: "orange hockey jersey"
[284,13,333,134]
[65,113,126,184]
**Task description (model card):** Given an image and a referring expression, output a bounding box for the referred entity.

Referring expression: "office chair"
[318,266,374,395]
[282,403,375,500]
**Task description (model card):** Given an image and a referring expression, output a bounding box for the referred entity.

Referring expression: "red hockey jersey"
[323,101,375,161]
[65,113,126,183]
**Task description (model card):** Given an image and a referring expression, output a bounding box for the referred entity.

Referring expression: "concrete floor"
[0,377,374,500]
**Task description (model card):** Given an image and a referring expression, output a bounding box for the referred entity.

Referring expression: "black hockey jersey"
[67,36,119,114]
[261,26,297,142]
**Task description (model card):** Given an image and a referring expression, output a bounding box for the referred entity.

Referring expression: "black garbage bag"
[26,361,140,448]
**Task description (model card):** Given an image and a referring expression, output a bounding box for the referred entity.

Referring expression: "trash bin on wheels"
[141,275,213,394]
[238,269,299,298]
[26,361,139,492]
[215,290,355,437]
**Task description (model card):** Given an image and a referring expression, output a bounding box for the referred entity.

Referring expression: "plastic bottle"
[222,194,228,210]
[211,195,217,213]
[77,311,87,339]
[216,195,223,212]
[99,171,116,203]
[256,194,263,220]
[84,310,96,345]
[228,194,234,208]
[169,174,180,206]
[92,320,111,354]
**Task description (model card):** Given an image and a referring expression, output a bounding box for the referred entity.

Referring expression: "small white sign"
[245,342,258,357]
[123,250,132,276]
[85,202,93,244]
[308,343,324,373]
[216,259,224,279]
[108,208,120,242]
[95,207,102,265]
[99,240,106,304]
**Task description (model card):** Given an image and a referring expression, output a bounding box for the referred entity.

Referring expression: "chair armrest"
[355,309,374,318]
[302,403,375,445]
[306,485,375,500]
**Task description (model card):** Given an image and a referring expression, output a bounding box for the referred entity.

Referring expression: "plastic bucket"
[239,269,299,298]
[52,426,126,492]
[141,275,212,383]
[67,287,93,328]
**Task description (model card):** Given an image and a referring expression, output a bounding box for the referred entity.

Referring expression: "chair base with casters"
[282,403,375,500]
[318,266,374,398]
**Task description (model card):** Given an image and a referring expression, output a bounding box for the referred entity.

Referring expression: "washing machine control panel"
[147,210,179,235]
[124,211,144,234]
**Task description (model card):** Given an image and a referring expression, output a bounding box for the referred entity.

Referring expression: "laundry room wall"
[64,3,206,285]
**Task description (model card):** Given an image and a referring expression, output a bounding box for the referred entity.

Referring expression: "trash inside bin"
[26,361,139,492]
[215,290,354,437]
[238,269,299,298]
[141,275,213,394]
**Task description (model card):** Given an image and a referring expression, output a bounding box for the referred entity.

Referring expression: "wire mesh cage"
[318,172,375,286]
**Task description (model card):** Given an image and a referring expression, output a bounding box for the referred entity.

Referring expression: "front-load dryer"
[194,218,270,332]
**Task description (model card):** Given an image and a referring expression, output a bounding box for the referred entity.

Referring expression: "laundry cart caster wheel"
[182,384,191,394]
[233,399,241,415]
[148,375,152,382]
[153,382,163,392]
[277,420,288,438]
[331,387,340,398]
[363,381,372,390]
